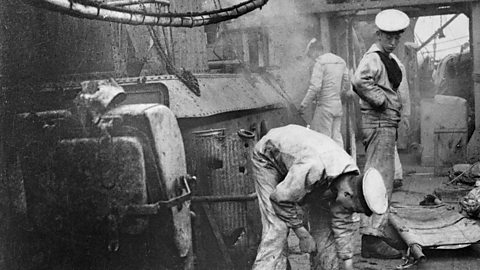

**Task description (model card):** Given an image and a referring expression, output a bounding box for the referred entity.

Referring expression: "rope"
[447,161,480,185]
[23,0,270,27]
[147,22,200,96]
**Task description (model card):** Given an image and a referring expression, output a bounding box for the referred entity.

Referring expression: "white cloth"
[351,43,404,126]
[301,53,350,147]
[251,125,359,269]
[310,109,344,148]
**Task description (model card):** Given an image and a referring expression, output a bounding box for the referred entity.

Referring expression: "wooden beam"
[319,14,331,52]
[298,0,475,14]
[472,2,480,130]
[466,1,480,159]
[241,31,250,67]
[335,5,467,18]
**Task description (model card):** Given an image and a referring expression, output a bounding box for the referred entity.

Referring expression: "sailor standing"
[351,9,410,259]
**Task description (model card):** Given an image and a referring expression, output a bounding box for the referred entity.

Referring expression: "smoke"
[260,0,317,110]
[218,0,318,107]
[201,0,319,109]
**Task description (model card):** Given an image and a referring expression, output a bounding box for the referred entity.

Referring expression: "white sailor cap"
[375,9,410,33]
[362,168,388,214]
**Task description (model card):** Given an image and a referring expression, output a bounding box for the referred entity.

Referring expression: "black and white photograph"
[1,1,480,269]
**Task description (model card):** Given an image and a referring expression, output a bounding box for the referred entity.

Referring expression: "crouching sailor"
[251,124,388,270]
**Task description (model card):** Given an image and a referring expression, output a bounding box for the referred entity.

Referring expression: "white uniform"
[301,53,350,147]
[251,125,359,269]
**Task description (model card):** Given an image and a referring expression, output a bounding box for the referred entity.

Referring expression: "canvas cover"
[21,135,149,239]
[104,104,192,257]
[18,104,192,259]
[389,203,480,249]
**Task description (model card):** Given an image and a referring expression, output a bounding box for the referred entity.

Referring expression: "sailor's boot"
[361,235,402,259]
[393,179,403,190]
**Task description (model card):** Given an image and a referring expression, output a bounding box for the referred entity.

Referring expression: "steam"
[219,0,318,107]
[200,0,319,109]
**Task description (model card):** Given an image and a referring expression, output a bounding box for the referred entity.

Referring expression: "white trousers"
[309,107,344,148]
[251,154,289,270]
[394,145,403,180]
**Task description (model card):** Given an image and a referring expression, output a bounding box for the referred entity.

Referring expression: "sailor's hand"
[401,117,410,131]
[341,88,356,101]
[299,234,316,253]
[294,227,317,254]
[342,259,354,270]
[298,103,307,115]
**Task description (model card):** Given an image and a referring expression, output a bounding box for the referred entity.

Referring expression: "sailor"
[351,9,410,259]
[251,124,388,270]
[299,38,351,148]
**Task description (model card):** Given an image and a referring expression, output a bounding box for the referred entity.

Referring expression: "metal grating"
[189,129,260,269]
